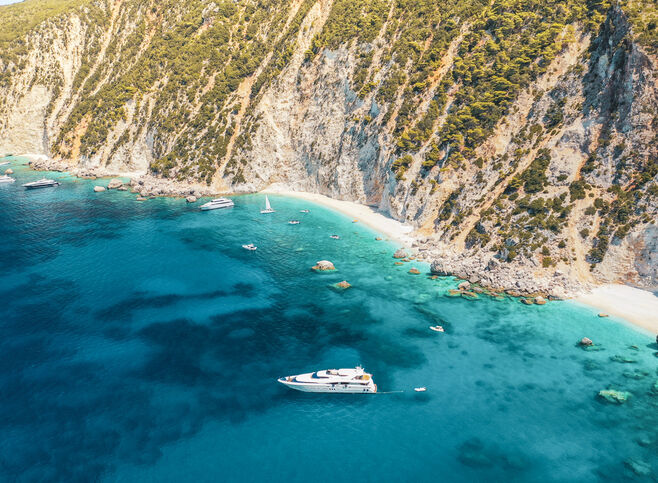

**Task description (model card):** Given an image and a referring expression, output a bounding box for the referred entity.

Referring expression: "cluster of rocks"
[428,252,588,299]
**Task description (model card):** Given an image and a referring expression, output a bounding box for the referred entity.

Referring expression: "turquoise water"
[0,156,656,482]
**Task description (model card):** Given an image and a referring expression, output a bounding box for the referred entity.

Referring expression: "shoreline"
[574,284,658,335]
[12,154,658,337]
[261,186,415,248]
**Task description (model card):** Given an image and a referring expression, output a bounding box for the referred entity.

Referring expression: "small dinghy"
[242,244,257,251]
[429,325,444,332]
[288,220,300,225]
[0,175,15,183]
[414,387,427,392]
[300,209,310,213]
[329,235,340,240]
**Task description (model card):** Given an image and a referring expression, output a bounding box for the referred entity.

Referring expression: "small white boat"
[288,220,300,225]
[23,178,59,189]
[200,197,234,210]
[330,235,340,240]
[0,161,9,167]
[430,325,444,333]
[414,387,427,392]
[242,244,257,251]
[300,209,310,213]
[278,366,377,393]
[260,195,275,214]
[0,175,15,183]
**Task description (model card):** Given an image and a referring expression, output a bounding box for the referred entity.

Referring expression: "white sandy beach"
[262,187,415,247]
[575,284,658,335]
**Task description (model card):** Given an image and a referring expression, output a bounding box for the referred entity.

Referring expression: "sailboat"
[260,195,275,214]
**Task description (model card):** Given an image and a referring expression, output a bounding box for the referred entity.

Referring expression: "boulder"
[598,389,631,404]
[458,281,471,290]
[93,186,106,192]
[408,267,420,275]
[461,291,479,300]
[335,280,351,289]
[520,298,534,305]
[136,196,147,201]
[534,296,547,305]
[312,260,335,271]
[117,186,128,191]
[186,196,197,203]
[394,261,404,266]
[393,249,407,259]
[4,168,12,174]
[472,286,484,294]
[107,178,123,189]
[579,337,594,347]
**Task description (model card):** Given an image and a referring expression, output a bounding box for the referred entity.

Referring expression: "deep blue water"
[0,157,656,482]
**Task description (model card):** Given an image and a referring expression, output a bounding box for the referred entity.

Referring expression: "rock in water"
[393,249,407,259]
[534,296,547,305]
[520,298,534,305]
[394,261,404,266]
[93,186,106,192]
[186,195,197,203]
[579,337,594,347]
[598,313,609,318]
[107,178,123,189]
[409,267,420,275]
[624,459,652,476]
[312,260,335,271]
[334,280,351,289]
[458,281,471,290]
[598,389,631,404]
[4,168,12,174]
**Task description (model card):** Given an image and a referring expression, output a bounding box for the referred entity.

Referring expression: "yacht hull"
[278,378,377,393]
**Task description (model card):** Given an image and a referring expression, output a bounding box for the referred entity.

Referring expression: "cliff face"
[0,0,656,292]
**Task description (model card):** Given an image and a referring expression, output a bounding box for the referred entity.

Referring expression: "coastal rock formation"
[312,260,335,271]
[0,0,656,297]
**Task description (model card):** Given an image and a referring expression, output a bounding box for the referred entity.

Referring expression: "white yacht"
[0,175,15,183]
[260,195,275,214]
[23,178,59,189]
[278,366,377,393]
[242,243,257,251]
[200,197,234,210]
[288,220,300,225]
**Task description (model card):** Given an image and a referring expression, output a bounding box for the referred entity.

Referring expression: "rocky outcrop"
[312,260,335,271]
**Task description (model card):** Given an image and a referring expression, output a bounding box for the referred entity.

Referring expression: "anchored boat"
[200,197,234,210]
[23,178,59,189]
[260,195,275,214]
[0,175,15,184]
[278,366,377,393]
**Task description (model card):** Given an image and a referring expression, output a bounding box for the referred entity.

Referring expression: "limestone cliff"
[0,0,656,293]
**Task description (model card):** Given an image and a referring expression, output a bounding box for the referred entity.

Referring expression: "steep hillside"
[0,0,656,294]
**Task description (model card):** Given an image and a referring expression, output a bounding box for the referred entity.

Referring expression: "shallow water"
[0,157,656,482]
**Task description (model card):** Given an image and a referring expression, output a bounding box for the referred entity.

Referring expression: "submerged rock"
[393,249,407,259]
[520,298,534,305]
[610,355,637,363]
[622,370,649,380]
[652,380,658,394]
[624,459,652,477]
[598,389,631,404]
[461,291,479,300]
[335,280,351,289]
[312,260,335,271]
[394,261,404,266]
[409,267,421,275]
[117,186,128,191]
[458,281,471,290]
[5,168,12,174]
[93,186,106,192]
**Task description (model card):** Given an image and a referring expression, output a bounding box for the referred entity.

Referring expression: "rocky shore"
[20,155,609,301]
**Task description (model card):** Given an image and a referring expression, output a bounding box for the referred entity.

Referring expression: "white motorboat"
[242,243,257,251]
[414,387,427,392]
[23,178,59,189]
[278,366,377,393]
[260,195,275,214]
[0,175,15,183]
[430,325,444,332]
[200,197,234,210]
[300,209,310,213]
[288,220,300,225]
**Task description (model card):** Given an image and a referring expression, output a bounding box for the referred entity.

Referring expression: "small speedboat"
[288,220,300,225]
[414,387,427,392]
[23,178,59,189]
[429,325,444,332]
[0,175,15,183]
[260,195,275,214]
[300,209,310,213]
[278,366,376,393]
[200,197,234,210]
[242,244,257,251]
[0,161,9,167]
[330,235,340,240]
